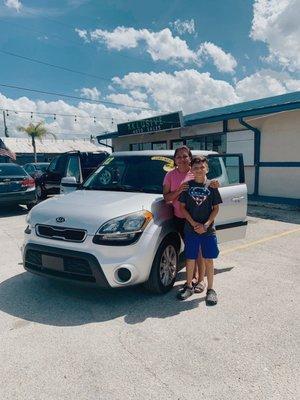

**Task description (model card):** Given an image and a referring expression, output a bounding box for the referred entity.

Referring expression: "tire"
[143,237,179,294]
[36,184,46,200]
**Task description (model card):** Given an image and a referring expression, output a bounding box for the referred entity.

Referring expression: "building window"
[130,142,152,150]
[171,140,185,149]
[177,133,226,153]
[152,141,167,150]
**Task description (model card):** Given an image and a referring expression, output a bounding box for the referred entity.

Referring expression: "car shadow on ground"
[0,266,233,327]
[0,205,28,218]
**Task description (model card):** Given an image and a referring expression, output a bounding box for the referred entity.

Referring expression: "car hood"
[29,190,163,234]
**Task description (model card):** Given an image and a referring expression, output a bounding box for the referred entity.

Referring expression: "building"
[97,91,300,206]
[0,137,110,165]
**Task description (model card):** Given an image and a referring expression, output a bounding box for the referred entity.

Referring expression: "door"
[207,154,247,243]
[45,155,67,195]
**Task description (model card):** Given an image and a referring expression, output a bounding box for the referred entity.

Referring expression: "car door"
[207,154,247,243]
[44,155,68,195]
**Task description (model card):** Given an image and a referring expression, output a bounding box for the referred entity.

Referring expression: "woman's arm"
[163,182,189,203]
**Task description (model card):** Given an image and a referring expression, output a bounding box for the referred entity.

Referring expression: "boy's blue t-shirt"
[179,179,223,235]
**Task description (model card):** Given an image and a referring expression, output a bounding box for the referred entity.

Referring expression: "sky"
[0,0,299,139]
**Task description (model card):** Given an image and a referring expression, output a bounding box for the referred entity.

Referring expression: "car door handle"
[231,196,245,202]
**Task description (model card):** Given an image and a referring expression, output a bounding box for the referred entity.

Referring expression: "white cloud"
[0,92,153,139]
[106,93,149,110]
[4,0,22,12]
[113,70,239,114]
[235,69,300,100]
[77,25,238,71]
[75,28,90,43]
[79,87,101,101]
[251,0,300,71]
[170,19,195,35]
[79,26,198,64]
[198,42,237,73]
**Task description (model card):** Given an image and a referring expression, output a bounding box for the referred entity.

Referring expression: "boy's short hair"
[191,156,208,167]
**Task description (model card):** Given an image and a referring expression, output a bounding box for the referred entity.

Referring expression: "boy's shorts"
[184,231,219,260]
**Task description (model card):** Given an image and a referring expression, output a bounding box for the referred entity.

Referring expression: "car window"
[35,163,49,172]
[81,153,108,169]
[0,164,27,176]
[208,155,244,185]
[48,157,59,172]
[83,155,174,193]
[48,155,67,174]
[66,156,81,182]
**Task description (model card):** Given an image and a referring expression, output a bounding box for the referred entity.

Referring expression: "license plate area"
[41,254,64,271]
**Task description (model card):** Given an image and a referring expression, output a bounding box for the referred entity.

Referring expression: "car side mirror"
[60,176,78,195]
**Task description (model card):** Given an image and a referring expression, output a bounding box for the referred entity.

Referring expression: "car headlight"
[93,210,153,246]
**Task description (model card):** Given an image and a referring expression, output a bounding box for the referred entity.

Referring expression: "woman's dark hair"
[173,145,193,166]
[191,156,208,167]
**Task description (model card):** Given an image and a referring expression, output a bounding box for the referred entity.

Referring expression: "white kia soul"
[23,150,247,294]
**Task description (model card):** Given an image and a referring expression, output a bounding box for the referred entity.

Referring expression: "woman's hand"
[209,180,220,189]
[177,182,189,194]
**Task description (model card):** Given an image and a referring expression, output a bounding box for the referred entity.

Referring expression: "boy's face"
[191,161,208,178]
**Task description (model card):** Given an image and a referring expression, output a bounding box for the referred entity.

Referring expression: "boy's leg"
[201,235,219,305]
[205,258,217,305]
[194,253,206,293]
[186,259,196,287]
[205,258,214,290]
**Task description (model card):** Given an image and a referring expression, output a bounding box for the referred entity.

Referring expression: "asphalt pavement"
[0,204,299,400]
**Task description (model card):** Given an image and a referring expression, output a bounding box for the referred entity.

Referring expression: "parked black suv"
[35,151,108,199]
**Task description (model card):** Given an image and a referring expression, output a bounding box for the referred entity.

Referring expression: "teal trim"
[239,118,261,196]
[259,162,300,167]
[249,194,300,207]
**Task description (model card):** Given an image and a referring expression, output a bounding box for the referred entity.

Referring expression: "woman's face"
[174,149,191,168]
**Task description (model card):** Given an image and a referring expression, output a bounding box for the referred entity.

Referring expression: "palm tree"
[18,122,56,162]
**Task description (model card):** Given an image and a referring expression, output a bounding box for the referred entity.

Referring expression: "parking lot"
[0,204,299,400]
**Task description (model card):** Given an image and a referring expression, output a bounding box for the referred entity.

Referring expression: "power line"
[0,50,112,82]
[0,83,154,111]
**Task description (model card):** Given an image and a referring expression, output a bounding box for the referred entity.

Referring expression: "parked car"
[35,151,109,200]
[23,150,247,293]
[23,162,50,178]
[0,163,36,210]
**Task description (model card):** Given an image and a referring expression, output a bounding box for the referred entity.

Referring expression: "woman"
[163,145,219,293]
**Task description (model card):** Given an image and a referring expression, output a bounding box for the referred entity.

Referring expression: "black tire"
[36,184,46,200]
[143,237,179,294]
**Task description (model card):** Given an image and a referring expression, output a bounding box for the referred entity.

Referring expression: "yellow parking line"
[221,227,300,255]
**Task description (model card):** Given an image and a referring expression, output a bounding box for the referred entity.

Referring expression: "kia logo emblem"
[56,217,66,223]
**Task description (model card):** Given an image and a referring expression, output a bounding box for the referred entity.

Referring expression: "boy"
[178,156,222,305]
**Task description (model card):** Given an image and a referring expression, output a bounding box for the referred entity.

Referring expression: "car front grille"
[25,249,95,282]
[36,225,87,242]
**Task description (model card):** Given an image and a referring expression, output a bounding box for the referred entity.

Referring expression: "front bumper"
[23,243,111,288]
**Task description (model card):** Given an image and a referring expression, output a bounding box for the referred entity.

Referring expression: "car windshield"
[82,155,175,194]
[35,163,49,172]
[0,164,27,176]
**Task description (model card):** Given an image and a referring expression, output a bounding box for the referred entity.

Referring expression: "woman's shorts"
[184,231,219,260]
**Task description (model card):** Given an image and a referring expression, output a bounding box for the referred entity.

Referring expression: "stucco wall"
[259,167,300,199]
[245,166,255,195]
[248,109,300,162]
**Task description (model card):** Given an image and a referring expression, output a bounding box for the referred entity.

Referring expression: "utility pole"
[3,111,9,137]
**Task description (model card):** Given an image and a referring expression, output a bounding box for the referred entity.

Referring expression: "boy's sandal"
[194,281,206,293]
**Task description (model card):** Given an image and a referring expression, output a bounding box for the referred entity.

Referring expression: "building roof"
[184,91,300,126]
[97,91,300,140]
[1,137,110,154]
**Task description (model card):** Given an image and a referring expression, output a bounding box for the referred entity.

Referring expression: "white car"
[23,150,247,294]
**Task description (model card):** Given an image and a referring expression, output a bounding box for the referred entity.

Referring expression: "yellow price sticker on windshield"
[103,157,114,165]
[151,156,175,172]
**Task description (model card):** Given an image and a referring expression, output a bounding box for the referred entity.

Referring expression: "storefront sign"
[117,111,183,136]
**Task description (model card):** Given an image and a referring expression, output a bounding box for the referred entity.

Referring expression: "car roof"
[111,150,218,157]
